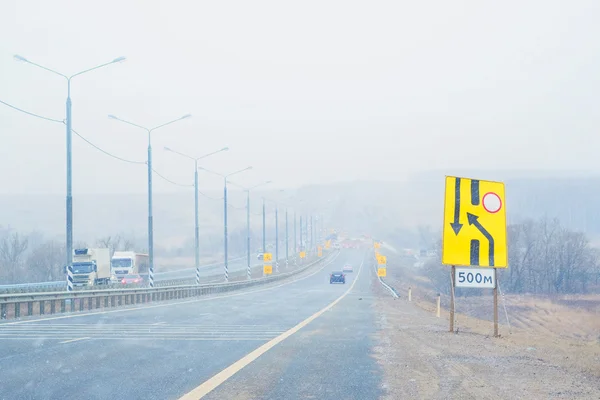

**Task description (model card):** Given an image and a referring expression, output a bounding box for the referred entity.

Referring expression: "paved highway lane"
[0,249,380,400]
[200,251,382,400]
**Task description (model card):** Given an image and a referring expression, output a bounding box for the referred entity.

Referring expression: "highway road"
[0,249,381,400]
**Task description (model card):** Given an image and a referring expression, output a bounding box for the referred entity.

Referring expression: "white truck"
[111,251,150,280]
[71,248,111,286]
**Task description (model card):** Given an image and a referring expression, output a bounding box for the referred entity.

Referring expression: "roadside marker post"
[442,176,507,337]
[67,265,73,292]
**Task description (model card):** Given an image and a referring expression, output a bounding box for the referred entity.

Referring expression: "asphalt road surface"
[0,249,381,400]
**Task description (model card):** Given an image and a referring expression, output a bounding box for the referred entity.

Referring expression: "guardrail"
[0,250,335,320]
[0,255,248,294]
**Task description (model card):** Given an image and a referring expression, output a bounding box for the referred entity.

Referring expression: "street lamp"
[14,54,126,291]
[199,166,253,281]
[164,146,229,284]
[271,190,286,273]
[108,113,191,288]
[229,180,271,279]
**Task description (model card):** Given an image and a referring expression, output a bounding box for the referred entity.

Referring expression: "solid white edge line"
[178,252,366,400]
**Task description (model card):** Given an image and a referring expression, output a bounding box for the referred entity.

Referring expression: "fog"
[2,0,600,195]
[2,0,600,242]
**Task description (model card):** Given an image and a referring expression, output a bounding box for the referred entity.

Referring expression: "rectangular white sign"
[454,267,495,288]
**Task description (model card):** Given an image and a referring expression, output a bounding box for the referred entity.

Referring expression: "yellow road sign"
[263,265,272,274]
[325,240,331,249]
[377,255,387,265]
[299,251,306,259]
[263,253,273,262]
[374,242,381,249]
[377,268,386,277]
[442,176,507,268]
[317,246,323,257]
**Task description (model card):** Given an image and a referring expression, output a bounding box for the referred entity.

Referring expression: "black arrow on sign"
[450,177,463,235]
[467,212,494,266]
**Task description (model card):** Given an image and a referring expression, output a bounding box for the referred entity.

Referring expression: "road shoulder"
[372,284,600,399]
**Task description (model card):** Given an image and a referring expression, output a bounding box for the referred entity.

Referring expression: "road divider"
[0,255,247,294]
[0,251,337,321]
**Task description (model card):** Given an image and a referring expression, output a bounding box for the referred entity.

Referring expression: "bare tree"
[26,240,65,282]
[0,232,29,283]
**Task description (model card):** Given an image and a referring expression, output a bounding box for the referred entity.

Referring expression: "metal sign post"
[442,175,507,337]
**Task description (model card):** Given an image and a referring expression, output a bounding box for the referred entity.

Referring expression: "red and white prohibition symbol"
[481,192,502,214]
[482,192,502,213]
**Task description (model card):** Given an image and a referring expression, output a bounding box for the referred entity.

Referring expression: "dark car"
[330,271,346,284]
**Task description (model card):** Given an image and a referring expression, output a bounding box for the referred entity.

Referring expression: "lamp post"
[199,166,252,281]
[285,207,289,268]
[228,180,272,280]
[262,198,266,254]
[242,181,271,279]
[164,146,229,284]
[108,114,191,288]
[14,54,126,291]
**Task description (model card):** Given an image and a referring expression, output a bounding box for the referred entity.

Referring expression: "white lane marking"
[178,255,366,400]
[152,322,167,325]
[59,337,90,344]
[0,252,340,327]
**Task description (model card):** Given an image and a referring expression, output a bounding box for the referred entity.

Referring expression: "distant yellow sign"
[325,240,331,249]
[442,176,507,268]
[377,255,387,265]
[299,251,306,259]
[263,265,272,274]
[317,246,323,257]
[377,268,386,277]
[263,253,273,262]
[374,242,381,249]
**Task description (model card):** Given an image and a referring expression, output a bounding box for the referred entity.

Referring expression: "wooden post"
[408,287,412,302]
[436,293,441,318]
[493,268,499,337]
[450,265,455,333]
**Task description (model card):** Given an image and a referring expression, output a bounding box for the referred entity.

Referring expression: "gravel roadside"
[371,274,600,399]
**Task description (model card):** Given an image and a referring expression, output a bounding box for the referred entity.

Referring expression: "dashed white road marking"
[59,337,90,344]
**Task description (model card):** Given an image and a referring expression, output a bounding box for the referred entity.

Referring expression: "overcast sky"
[1,0,599,194]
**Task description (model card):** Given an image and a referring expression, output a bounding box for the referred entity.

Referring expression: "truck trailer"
[71,248,111,286]
[111,251,150,280]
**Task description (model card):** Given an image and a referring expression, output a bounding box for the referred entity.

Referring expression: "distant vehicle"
[257,253,264,261]
[342,264,353,273]
[71,248,111,287]
[111,251,149,281]
[329,271,346,284]
[120,274,144,285]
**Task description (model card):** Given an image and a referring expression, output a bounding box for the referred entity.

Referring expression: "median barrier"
[0,250,337,320]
